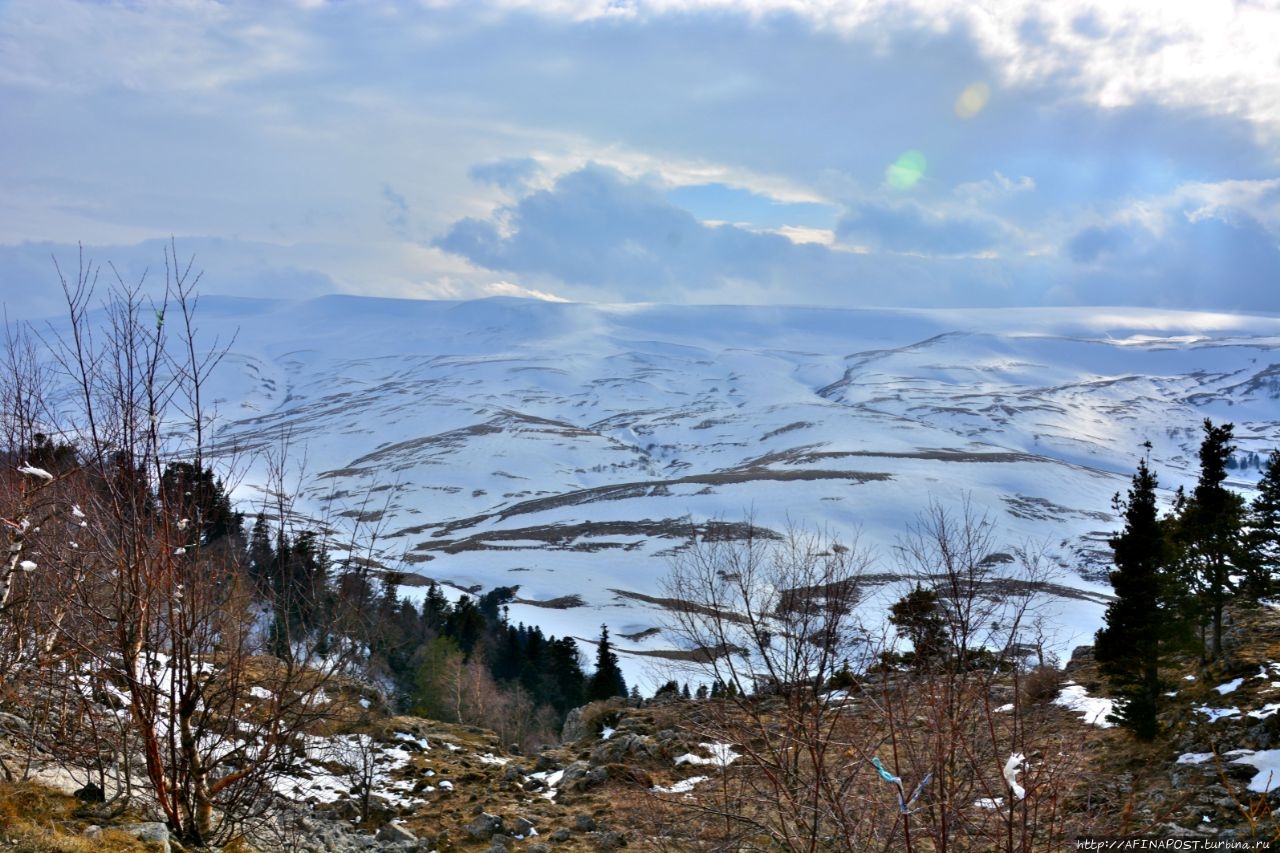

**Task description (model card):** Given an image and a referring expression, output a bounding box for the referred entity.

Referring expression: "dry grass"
[0,782,150,853]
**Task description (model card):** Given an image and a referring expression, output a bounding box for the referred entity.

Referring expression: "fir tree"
[1174,419,1249,659]
[1095,453,1184,739]
[587,624,627,701]
[1247,449,1280,598]
[888,582,950,668]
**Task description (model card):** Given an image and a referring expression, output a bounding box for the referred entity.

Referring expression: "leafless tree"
[877,498,1083,853]
[652,510,1089,853]
[0,243,353,845]
[657,521,889,851]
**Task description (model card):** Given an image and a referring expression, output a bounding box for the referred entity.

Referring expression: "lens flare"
[955,82,991,119]
[886,150,927,190]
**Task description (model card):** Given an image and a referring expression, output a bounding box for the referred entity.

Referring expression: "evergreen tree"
[1174,419,1249,659]
[587,624,627,702]
[1247,449,1280,598]
[246,513,275,593]
[160,461,243,544]
[888,582,950,668]
[545,635,586,714]
[1095,453,1184,739]
[420,582,452,634]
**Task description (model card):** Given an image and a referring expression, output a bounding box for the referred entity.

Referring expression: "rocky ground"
[6,605,1280,851]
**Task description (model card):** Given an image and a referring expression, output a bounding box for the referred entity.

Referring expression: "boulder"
[376,822,416,844]
[464,811,504,841]
[120,822,171,853]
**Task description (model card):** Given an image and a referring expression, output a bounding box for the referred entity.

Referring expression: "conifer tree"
[888,582,950,668]
[1247,449,1280,598]
[587,624,627,701]
[1095,453,1184,739]
[1174,419,1248,659]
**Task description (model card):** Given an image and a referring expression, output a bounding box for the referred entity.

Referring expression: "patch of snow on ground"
[1230,750,1280,793]
[394,731,431,750]
[975,798,1005,809]
[653,775,710,794]
[600,726,615,740]
[1250,704,1280,720]
[1195,705,1241,722]
[1054,682,1115,728]
[675,742,742,767]
[1176,752,1215,765]
[478,752,509,765]
[273,732,427,809]
[1216,678,1244,694]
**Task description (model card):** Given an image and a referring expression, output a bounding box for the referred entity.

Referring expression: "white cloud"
[0,0,1276,312]
[447,0,1280,149]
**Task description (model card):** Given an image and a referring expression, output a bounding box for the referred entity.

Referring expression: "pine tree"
[587,624,627,702]
[1095,453,1184,739]
[545,636,586,713]
[246,513,275,594]
[160,461,243,544]
[888,582,950,668]
[1247,449,1280,598]
[1174,419,1248,659]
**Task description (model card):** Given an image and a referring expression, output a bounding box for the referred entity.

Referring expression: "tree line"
[1097,419,1280,738]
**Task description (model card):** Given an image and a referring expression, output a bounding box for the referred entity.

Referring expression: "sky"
[1,0,1279,317]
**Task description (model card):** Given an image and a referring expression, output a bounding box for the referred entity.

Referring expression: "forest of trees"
[1096,420,1280,738]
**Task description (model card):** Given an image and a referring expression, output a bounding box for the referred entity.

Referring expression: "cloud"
[435,163,1043,306]
[2,1,1278,314]
[0,239,338,321]
[836,202,1009,255]
[381,184,410,237]
[468,158,543,193]
[1065,225,1133,264]
[1061,194,1280,310]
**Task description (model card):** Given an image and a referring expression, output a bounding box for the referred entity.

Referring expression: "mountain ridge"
[132,295,1280,678]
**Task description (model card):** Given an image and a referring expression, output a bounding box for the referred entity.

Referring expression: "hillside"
[153,295,1280,677]
[7,601,1280,850]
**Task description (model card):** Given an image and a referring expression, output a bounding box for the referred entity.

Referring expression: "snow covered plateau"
[132,295,1280,682]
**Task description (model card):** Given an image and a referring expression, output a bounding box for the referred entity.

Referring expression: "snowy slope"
[178,296,1280,679]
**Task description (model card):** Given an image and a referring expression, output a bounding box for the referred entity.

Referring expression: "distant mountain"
[191,295,1280,677]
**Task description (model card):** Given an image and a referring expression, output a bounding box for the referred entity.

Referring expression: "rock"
[591,732,657,764]
[377,822,417,844]
[559,760,592,789]
[73,781,105,803]
[464,811,504,841]
[0,711,31,734]
[315,798,361,821]
[561,707,589,742]
[593,829,627,849]
[364,794,397,823]
[120,822,171,853]
[528,844,552,853]
[574,814,598,832]
[511,815,536,836]
[550,828,572,841]
[617,716,651,734]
